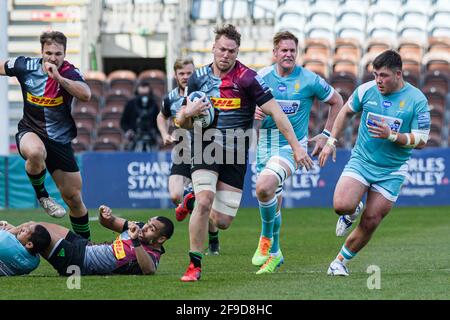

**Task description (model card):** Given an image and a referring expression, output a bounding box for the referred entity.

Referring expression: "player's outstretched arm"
[260,98,314,171]
[128,222,156,275]
[98,205,127,233]
[318,103,355,167]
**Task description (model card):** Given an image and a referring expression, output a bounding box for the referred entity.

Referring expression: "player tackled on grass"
[176,24,314,282]
[251,31,343,274]
[36,205,174,276]
[0,221,51,276]
[319,50,430,276]
[0,31,93,240]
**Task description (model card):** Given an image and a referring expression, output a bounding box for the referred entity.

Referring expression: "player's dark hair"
[40,31,67,52]
[372,50,403,72]
[155,216,174,240]
[273,31,299,49]
[214,24,241,47]
[29,224,51,255]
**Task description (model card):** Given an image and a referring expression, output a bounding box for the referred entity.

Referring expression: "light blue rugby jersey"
[0,230,40,276]
[349,80,430,171]
[257,65,334,148]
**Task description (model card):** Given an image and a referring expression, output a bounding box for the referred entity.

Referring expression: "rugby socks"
[336,245,357,266]
[70,212,91,240]
[258,196,278,239]
[270,210,282,254]
[27,169,49,199]
[208,230,219,245]
[189,251,203,268]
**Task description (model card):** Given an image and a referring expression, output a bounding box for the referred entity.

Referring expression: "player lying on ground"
[0,221,51,276]
[8,206,174,276]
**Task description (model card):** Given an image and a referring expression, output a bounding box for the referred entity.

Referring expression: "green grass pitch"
[0,206,449,300]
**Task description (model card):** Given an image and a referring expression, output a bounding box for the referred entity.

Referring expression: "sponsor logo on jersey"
[418,112,431,130]
[113,236,126,260]
[366,112,403,132]
[367,100,377,106]
[278,84,287,92]
[294,80,300,92]
[382,100,392,108]
[210,97,241,110]
[277,99,300,115]
[26,92,63,107]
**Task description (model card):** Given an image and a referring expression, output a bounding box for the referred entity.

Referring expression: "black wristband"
[132,238,141,247]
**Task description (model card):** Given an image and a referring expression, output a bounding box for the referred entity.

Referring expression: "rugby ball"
[189,91,215,128]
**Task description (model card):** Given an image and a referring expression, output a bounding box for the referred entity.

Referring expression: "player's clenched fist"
[98,205,113,221]
[127,221,141,240]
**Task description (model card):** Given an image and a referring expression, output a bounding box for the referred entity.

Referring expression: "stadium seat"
[84,70,107,98]
[191,0,218,21]
[107,70,136,97]
[361,70,375,83]
[402,69,420,88]
[366,38,393,55]
[304,38,331,59]
[101,104,125,121]
[305,24,335,45]
[105,93,129,110]
[330,71,358,94]
[75,117,96,136]
[398,39,424,61]
[430,109,444,129]
[427,133,442,147]
[252,0,277,20]
[98,118,122,132]
[92,138,121,152]
[275,12,307,39]
[422,51,450,74]
[73,94,101,113]
[401,52,422,76]
[427,37,450,54]
[96,127,123,145]
[334,38,362,60]
[422,70,449,95]
[333,55,359,77]
[335,6,366,44]
[302,54,329,79]
[72,134,91,153]
[223,0,249,20]
[335,26,366,46]
[360,51,380,75]
[335,87,352,103]
[109,79,135,98]
[424,88,447,114]
[138,69,167,98]
[72,106,97,124]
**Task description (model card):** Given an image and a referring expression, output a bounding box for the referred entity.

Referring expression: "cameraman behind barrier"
[120,80,160,151]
